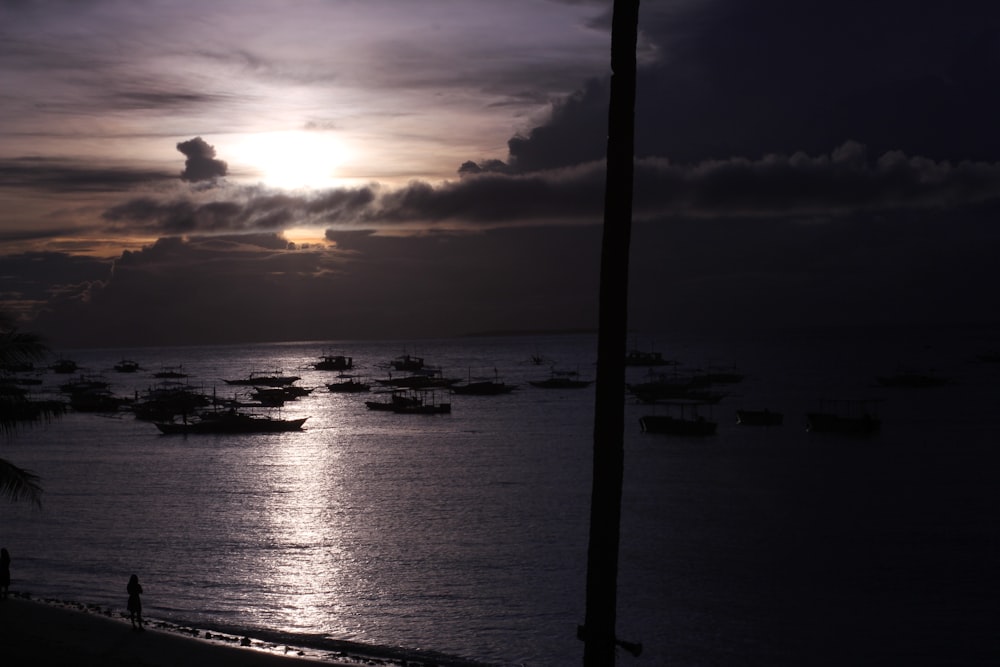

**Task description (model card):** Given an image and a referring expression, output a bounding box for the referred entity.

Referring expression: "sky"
[2,0,999,348]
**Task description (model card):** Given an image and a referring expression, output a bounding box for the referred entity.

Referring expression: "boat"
[365,389,451,414]
[365,390,420,412]
[625,349,676,367]
[736,409,784,426]
[806,399,881,434]
[130,381,212,421]
[451,380,517,395]
[451,369,517,395]
[154,409,308,434]
[627,373,726,403]
[59,374,110,395]
[639,402,717,436]
[224,371,301,387]
[374,369,459,389]
[314,354,353,371]
[390,353,425,372]
[113,359,141,373]
[529,369,593,389]
[394,399,451,415]
[248,386,313,406]
[153,365,188,379]
[326,377,371,393]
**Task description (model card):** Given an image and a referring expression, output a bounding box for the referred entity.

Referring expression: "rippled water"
[2,328,998,665]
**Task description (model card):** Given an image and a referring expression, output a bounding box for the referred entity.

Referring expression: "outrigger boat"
[365,389,451,414]
[390,353,425,372]
[224,370,301,387]
[451,369,517,395]
[529,368,593,389]
[154,408,307,434]
[114,359,141,373]
[806,399,882,434]
[326,376,371,393]
[314,354,353,371]
[639,401,717,436]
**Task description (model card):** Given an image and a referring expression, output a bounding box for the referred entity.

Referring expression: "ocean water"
[2,327,998,665]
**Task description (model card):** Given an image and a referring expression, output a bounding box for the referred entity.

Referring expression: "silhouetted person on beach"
[1,548,10,599]
[127,574,144,631]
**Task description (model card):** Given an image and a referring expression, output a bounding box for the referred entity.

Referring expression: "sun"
[235,130,347,190]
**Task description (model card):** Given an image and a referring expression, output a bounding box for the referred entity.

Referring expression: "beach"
[0,594,490,666]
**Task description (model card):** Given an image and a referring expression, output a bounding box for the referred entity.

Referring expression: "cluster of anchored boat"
[7,348,952,437]
[630,364,952,437]
[4,350,600,435]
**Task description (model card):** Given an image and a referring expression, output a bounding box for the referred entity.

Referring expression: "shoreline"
[0,593,497,667]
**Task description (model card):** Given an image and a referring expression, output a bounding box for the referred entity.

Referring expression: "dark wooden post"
[582,1,640,665]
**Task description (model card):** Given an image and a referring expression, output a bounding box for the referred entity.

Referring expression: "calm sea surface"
[2,327,998,665]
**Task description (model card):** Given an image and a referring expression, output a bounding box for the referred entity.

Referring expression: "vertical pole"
[583,1,640,665]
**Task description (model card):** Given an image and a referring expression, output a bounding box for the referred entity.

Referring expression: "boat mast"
[582,1,641,665]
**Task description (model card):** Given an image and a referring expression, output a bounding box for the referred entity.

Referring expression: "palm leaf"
[0,458,43,507]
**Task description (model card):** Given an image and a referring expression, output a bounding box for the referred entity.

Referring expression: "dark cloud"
[0,157,173,192]
[631,142,1000,220]
[100,141,1000,238]
[0,251,112,325]
[101,184,378,235]
[177,137,229,182]
[19,192,1000,348]
[26,227,603,347]
[466,1,1000,174]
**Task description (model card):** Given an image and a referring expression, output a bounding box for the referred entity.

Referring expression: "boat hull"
[155,415,307,434]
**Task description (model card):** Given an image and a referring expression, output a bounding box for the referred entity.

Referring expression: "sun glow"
[235,130,348,190]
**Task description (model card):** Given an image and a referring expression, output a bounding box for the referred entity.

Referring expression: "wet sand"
[0,595,491,666]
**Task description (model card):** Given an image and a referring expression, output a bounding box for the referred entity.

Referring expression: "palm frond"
[0,328,49,367]
[1,393,66,435]
[0,458,43,507]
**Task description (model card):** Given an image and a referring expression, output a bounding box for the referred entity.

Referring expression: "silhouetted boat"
[529,369,592,389]
[154,365,188,379]
[627,373,726,403]
[326,377,370,393]
[154,409,308,434]
[374,369,459,389]
[806,399,881,434]
[625,349,676,367]
[131,381,212,421]
[59,374,110,395]
[114,359,141,373]
[390,353,425,372]
[224,371,301,387]
[365,391,420,411]
[249,386,313,406]
[365,389,450,414]
[687,367,745,386]
[639,402,717,436]
[314,354,353,371]
[451,369,517,395]
[452,380,517,395]
[736,409,784,426]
